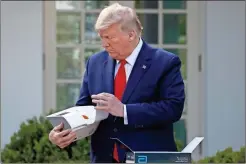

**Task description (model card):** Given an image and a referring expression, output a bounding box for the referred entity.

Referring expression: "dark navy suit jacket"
[75,40,185,163]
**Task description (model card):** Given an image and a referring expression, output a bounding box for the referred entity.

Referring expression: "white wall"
[203,1,245,157]
[1,1,43,148]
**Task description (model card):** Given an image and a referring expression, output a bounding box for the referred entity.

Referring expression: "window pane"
[85,0,109,9]
[165,49,186,80]
[163,0,186,9]
[56,1,81,10]
[174,119,187,150]
[85,14,100,44]
[138,14,158,44]
[135,0,158,9]
[84,48,101,64]
[57,48,81,79]
[56,83,81,110]
[163,14,186,44]
[56,12,81,44]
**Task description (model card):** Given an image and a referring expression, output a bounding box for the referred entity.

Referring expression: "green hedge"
[197,146,245,163]
[1,112,245,163]
[1,112,90,163]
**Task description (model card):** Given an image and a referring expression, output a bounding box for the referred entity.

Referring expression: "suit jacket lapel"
[122,41,152,103]
[102,55,116,95]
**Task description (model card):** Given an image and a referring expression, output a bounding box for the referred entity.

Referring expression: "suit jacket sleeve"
[126,55,185,126]
[75,57,92,106]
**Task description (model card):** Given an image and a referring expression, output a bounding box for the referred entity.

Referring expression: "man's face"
[98,23,131,60]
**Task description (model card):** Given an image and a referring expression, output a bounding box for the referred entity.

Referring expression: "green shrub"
[1,111,90,163]
[175,138,183,152]
[197,146,245,163]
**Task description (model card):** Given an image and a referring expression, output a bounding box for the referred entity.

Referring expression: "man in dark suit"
[49,3,185,163]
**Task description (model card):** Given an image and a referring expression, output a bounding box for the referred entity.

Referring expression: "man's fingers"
[59,134,77,148]
[92,99,107,106]
[53,122,64,131]
[57,129,71,137]
[58,132,76,148]
[91,92,112,100]
[91,95,107,101]
[62,131,76,141]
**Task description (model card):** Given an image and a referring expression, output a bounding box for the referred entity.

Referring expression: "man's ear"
[128,31,136,41]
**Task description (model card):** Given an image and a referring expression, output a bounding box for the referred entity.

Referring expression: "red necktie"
[113,60,127,162]
[114,60,127,100]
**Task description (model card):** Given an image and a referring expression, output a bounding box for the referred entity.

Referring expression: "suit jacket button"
[113,128,118,132]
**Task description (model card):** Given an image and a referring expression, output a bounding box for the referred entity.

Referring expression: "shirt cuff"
[123,104,128,125]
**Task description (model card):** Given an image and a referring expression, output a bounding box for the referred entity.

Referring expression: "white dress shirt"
[114,38,143,125]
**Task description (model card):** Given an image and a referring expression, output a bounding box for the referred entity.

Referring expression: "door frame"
[43,1,57,114]
[186,1,204,160]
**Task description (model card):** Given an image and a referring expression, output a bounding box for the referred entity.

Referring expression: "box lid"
[47,106,109,129]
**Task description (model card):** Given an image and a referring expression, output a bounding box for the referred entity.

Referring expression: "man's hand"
[49,122,77,149]
[91,92,124,117]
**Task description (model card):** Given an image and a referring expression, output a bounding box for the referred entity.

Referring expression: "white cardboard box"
[46,106,109,140]
[110,137,204,163]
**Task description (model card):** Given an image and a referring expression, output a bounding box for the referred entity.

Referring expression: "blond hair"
[95,3,143,37]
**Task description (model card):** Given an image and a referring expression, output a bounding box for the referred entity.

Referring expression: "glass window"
[163,14,186,44]
[56,83,81,110]
[138,14,158,44]
[56,12,81,44]
[56,1,81,10]
[184,83,188,114]
[165,49,187,80]
[56,48,82,79]
[163,0,186,9]
[135,0,158,9]
[84,48,102,64]
[174,119,187,149]
[85,14,100,44]
[84,0,109,9]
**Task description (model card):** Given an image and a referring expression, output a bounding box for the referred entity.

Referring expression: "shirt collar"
[116,38,143,66]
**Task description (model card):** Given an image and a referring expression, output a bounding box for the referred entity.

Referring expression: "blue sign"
[137,155,148,163]
[134,152,191,163]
